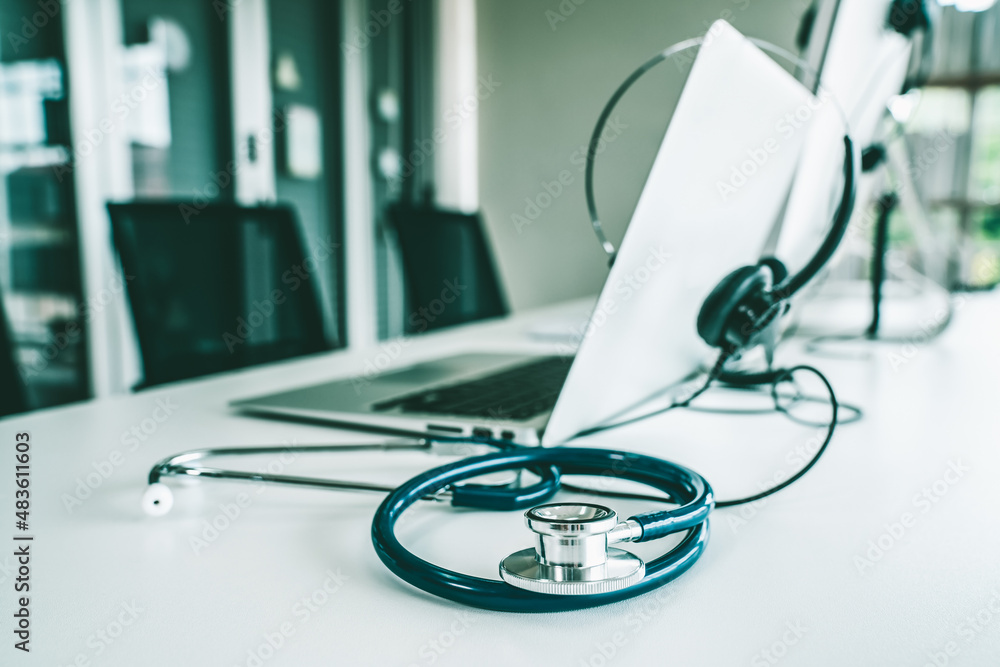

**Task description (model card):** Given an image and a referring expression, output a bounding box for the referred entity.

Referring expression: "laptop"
[232,21,818,446]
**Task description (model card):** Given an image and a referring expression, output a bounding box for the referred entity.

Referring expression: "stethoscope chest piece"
[374,447,712,612]
[499,503,645,596]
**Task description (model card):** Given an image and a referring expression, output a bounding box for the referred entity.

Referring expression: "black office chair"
[387,204,508,334]
[107,202,330,388]
[0,293,29,417]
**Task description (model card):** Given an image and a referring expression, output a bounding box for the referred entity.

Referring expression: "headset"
[583,36,859,363]
[696,134,856,357]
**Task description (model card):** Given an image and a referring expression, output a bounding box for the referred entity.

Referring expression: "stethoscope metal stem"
[149,441,435,478]
[155,464,452,502]
[141,438,560,516]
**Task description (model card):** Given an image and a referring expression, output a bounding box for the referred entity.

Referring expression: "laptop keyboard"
[372,356,572,420]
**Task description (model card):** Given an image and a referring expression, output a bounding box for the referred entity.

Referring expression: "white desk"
[2,294,999,666]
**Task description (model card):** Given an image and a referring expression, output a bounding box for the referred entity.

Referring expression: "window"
[896,4,1000,289]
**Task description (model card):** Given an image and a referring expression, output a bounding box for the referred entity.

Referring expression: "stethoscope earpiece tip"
[142,483,174,517]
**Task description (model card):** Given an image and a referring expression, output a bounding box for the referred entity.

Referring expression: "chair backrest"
[387,204,508,334]
[0,293,29,417]
[107,201,329,388]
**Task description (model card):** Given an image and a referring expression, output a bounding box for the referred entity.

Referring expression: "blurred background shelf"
[881,3,1000,291]
[0,1,88,410]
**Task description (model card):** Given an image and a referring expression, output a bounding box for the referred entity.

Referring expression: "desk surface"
[2,294,999,667]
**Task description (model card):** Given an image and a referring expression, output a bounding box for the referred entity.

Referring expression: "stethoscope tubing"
[372,447,713,613]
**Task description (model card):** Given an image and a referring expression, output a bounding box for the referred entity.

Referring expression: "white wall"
[476,0,811,311]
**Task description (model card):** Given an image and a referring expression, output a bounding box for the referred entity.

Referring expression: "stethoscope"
[143,440,714,613]
[372,446,713,613]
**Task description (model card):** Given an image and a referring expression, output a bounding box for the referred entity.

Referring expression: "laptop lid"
[542,20,821,445]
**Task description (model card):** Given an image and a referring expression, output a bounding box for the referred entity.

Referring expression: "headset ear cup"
[697,265,771,350]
